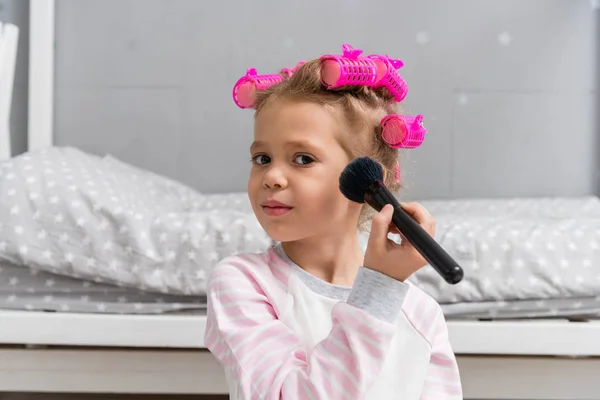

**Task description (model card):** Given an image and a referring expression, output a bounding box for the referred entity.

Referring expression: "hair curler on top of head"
[230,45,426,150]
[319,44,408,102]
[232,68,284,109]
[232,44,409,109]
[232,61,306,109]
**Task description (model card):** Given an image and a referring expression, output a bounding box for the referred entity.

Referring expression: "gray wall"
[6,0,600,199]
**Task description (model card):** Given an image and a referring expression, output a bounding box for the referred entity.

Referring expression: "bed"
[1,2,599,399]
[1,156,599,400]
[0,19,18,162]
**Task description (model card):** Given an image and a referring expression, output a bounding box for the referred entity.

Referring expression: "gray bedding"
[442,296,600,320]
[356,196,600,305]
[0,261,206,314]
[1,147,599,318]
[0,147,272,296]
[1,258,599,319]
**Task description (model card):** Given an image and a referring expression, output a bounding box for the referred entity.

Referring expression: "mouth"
[261,200,293,217]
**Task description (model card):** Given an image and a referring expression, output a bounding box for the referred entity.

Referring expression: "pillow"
[384,198,600,304]
[0,147,272,295]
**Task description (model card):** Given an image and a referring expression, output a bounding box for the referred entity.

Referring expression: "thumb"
[368,204,394,249]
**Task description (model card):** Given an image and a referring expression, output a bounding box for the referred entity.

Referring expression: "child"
[204,45,462,399]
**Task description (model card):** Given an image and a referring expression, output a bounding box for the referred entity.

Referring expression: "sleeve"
[204,258,408,400]
[419,307,463,400]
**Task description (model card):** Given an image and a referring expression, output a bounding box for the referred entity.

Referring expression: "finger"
[401,202,435,236]
[400,202,431,224]
[368,204,395,250]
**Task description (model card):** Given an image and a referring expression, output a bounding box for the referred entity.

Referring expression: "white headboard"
[0,21,19,161]
[28,0,55,153]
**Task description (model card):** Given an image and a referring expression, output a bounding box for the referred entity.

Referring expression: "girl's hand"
[363,202,435,282]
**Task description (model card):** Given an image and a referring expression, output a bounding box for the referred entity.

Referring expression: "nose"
[263,165,288,190]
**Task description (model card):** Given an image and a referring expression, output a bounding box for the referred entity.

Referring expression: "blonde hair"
[253,59,403,228]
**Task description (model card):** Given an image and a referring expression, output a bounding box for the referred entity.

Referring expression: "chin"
[264,229,301,243]
[260,223,305,243]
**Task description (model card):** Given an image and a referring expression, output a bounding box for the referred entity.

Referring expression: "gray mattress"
[441,296,600,320]
[2,261,599,320]
[0,261,206,314]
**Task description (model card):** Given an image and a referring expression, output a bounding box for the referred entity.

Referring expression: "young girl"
[204,45,462,399]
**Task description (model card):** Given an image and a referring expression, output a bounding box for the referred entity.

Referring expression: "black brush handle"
[365,181,464,285]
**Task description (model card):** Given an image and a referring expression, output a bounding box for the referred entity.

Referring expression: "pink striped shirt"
[205,244,462,399]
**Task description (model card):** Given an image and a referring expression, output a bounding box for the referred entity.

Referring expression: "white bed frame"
[1,311,599,399]
[0,19,19,161]
[0,1,599,399]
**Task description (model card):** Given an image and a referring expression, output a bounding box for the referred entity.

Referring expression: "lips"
[262,200,292,208]
[261,200,293,217]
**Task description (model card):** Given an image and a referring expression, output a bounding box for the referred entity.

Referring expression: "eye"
[294,154,315,165]
[252,154,271,165]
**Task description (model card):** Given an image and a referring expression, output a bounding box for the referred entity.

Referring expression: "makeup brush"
[339,156,464,284]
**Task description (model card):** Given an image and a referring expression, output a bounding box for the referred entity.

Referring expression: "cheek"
[300,177,348,215]
[247,173,261,203]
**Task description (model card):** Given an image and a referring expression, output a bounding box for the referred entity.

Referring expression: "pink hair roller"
[232,68,284,109]
[320,44,379,88]
[368,55,408,102]
[381,114,427,149]
[319,44,408,103]
[280,61,306,77]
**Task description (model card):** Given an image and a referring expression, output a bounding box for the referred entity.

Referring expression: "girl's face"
[248,98,361,243]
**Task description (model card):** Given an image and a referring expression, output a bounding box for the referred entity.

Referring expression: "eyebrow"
[250,139,322,153]
[249,141,266,153]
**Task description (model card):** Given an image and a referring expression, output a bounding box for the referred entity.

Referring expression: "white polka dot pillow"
[356,196,600,304]
[410,198,600,304]
[0,147,272,295]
